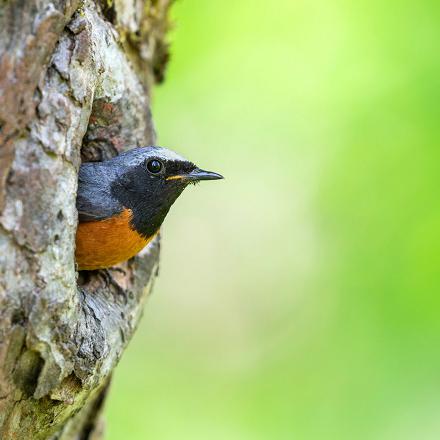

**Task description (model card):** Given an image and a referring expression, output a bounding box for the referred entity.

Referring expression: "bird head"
[108,146,223,237]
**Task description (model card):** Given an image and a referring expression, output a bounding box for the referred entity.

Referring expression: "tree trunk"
[0,1,172,438]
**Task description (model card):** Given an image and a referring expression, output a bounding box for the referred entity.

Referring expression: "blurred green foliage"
[106,1,440,438]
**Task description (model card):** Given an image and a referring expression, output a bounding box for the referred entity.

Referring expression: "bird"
[75,146,223,270]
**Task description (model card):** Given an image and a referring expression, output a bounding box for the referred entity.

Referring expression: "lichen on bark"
[0,0,173,438]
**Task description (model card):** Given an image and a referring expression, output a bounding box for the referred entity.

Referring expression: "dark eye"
[147,159,163,174]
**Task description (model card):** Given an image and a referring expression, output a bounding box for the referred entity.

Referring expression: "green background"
[106,1,440,438]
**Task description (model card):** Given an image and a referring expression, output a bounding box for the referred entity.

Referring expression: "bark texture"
[0,1,172,438]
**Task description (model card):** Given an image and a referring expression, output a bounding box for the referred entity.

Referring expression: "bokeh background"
[106,1,440,438]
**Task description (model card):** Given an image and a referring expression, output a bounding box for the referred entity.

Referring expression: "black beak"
[185,168,224,181]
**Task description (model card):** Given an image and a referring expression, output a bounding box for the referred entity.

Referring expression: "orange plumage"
[75,209,157,270]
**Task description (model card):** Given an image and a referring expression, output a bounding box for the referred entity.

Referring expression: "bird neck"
[112,180,185,239]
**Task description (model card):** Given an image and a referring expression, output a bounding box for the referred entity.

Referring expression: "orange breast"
[75,208,157,270]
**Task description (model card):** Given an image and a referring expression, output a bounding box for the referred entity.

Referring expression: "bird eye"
[147,159,163,174]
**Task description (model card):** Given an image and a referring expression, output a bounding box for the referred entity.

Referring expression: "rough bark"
[0,1,172,438]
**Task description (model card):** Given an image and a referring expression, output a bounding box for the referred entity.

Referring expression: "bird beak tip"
[189,168,224,181]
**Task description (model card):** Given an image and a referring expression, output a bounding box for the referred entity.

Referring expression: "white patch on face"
[114,146,191,168]
[148,146,188,163]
